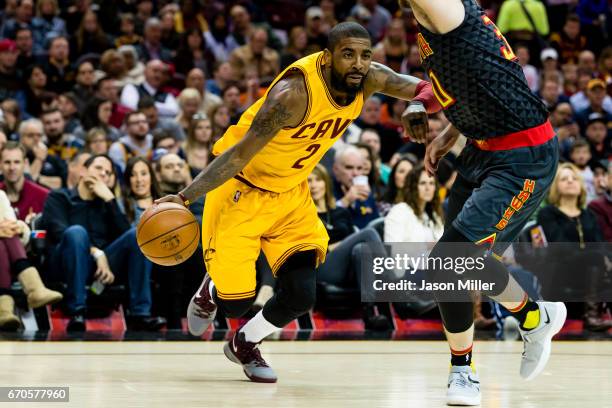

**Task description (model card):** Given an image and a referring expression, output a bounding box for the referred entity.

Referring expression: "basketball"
[137,202,200,266]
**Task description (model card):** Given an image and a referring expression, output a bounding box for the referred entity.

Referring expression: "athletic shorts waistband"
[470,120,555,151]
[234,174,276,193]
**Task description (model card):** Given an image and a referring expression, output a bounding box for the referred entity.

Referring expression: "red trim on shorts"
[471,120,555,151]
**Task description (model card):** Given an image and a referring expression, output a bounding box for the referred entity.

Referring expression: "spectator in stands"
[115,13,141,48]
[0,39,25,112]
[84,128,109,156]
[173,27,215,76]
[379,155,417,215]
[98,49,128,88]
[226,4,255,52]
[1,0,35,42]
[497,0,549,61]
[41,108,83,161]
[304,6,327,55]
[206,61,233,97]
[175,88,202,135]
[229,28,280,87]
[71,9,112,57]
[138,96,185,142]
[550,102,580,157]
[540,47,559,78]
[578,50,598,77]
[350,96,401,163]
[355,142,384,200]
[569,138,597,203]
[515,43,539,92]
[32,0,66,51]
[57,92,81,134]
[71,60,96,111]
[574,79,612,133]
[95,76,130,129]
[0,188,62,330]
[66,151,91,189]
[136,17,172,62]
[209,103,230,143]
[584,113,611,166]
[42,36,74,94]
[222,83,244,125]
[108,111,152,173]
[280,26,308,70]
[159,8,181,53]
[384,163,444,243]
[332,146,380,229]
[0,131,6,151]
[152,129,182,158]
[19,117,65,189]
[118,45,145,85]
[359,128,391,183]
[0,141,49,221]
[319,0,338,33]
[120,59,179,118]
[351,0,391,41]
[42,154,166,332]
[14,26,34,71]
[309,164,391,330]
[588,161,612,242]
[372,18,408,73]
[537,163,610,331]
[549,14,587,64]
[122,156,160,226]
[598,46,612,83]
[78,97,121,142]
[184,115,213,179]
[185,68,222,116]
[539,78,569,109]
[1,99,21,139]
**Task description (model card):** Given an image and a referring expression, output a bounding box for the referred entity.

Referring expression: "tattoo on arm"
[181,83,298,201]
[367,62,420,100]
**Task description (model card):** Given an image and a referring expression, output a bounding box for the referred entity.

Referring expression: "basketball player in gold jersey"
[157,22,441,383]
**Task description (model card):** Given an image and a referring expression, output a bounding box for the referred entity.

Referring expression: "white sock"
[208,279,215,300]
[240,310,281,343]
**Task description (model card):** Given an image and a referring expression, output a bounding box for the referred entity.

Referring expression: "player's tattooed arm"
[162,73,308,204]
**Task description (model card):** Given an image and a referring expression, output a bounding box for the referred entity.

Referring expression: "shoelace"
[240,343,269,368]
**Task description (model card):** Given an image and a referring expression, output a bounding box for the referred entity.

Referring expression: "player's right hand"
[155,195,185,207]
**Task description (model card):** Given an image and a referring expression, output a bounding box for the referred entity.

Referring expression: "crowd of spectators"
[0,0,610,333]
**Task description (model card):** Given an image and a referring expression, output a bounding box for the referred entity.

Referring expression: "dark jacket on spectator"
[588,194,612,242]
[42,188,131,250]
[537,204,603,243]
[318,207,354,245]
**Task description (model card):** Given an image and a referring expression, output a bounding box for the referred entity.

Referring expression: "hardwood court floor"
[0,340,610,408]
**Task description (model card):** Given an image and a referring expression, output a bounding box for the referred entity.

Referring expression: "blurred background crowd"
[0,0,610,335]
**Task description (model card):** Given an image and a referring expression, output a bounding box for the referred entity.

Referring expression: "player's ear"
[323,48,332,66]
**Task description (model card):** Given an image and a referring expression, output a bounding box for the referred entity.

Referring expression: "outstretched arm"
[157,74,307,205]
[365,62,442,143]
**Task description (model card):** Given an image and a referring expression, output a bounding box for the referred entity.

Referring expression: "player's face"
[130,161,152,199]
[417,170,436,204]
[329,37,372,95]
[394,160,413,189]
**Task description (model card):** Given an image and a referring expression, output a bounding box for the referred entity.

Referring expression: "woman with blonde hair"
[537,163,609,331]
[176,88,202,135]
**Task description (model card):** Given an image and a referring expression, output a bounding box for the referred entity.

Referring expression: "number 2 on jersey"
[292,144,321,169]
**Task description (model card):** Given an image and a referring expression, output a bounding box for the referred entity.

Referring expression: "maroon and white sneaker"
[187,274,217,336]
[223,331,278,383]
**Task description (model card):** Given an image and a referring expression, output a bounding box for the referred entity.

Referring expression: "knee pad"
[215,296,255,318]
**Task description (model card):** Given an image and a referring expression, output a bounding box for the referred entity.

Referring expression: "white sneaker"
[519,301,567,381]
[186,274,217,336]
[446,365,481,406]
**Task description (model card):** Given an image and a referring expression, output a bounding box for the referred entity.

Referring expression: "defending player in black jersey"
[399,0,566,405]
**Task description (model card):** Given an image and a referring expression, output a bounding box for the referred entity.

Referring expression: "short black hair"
[327,22,370,52]
[137,95,156,110]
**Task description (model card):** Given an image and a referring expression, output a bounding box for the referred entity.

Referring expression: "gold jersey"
[212,52,365,193]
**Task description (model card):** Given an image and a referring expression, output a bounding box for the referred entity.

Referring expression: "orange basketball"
[137,202,200,266]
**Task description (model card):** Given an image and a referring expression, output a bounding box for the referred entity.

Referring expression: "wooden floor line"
[1,351,610,357]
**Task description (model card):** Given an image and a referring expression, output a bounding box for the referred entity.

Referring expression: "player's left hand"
[401,101,429,143]
[155,194,185,207]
